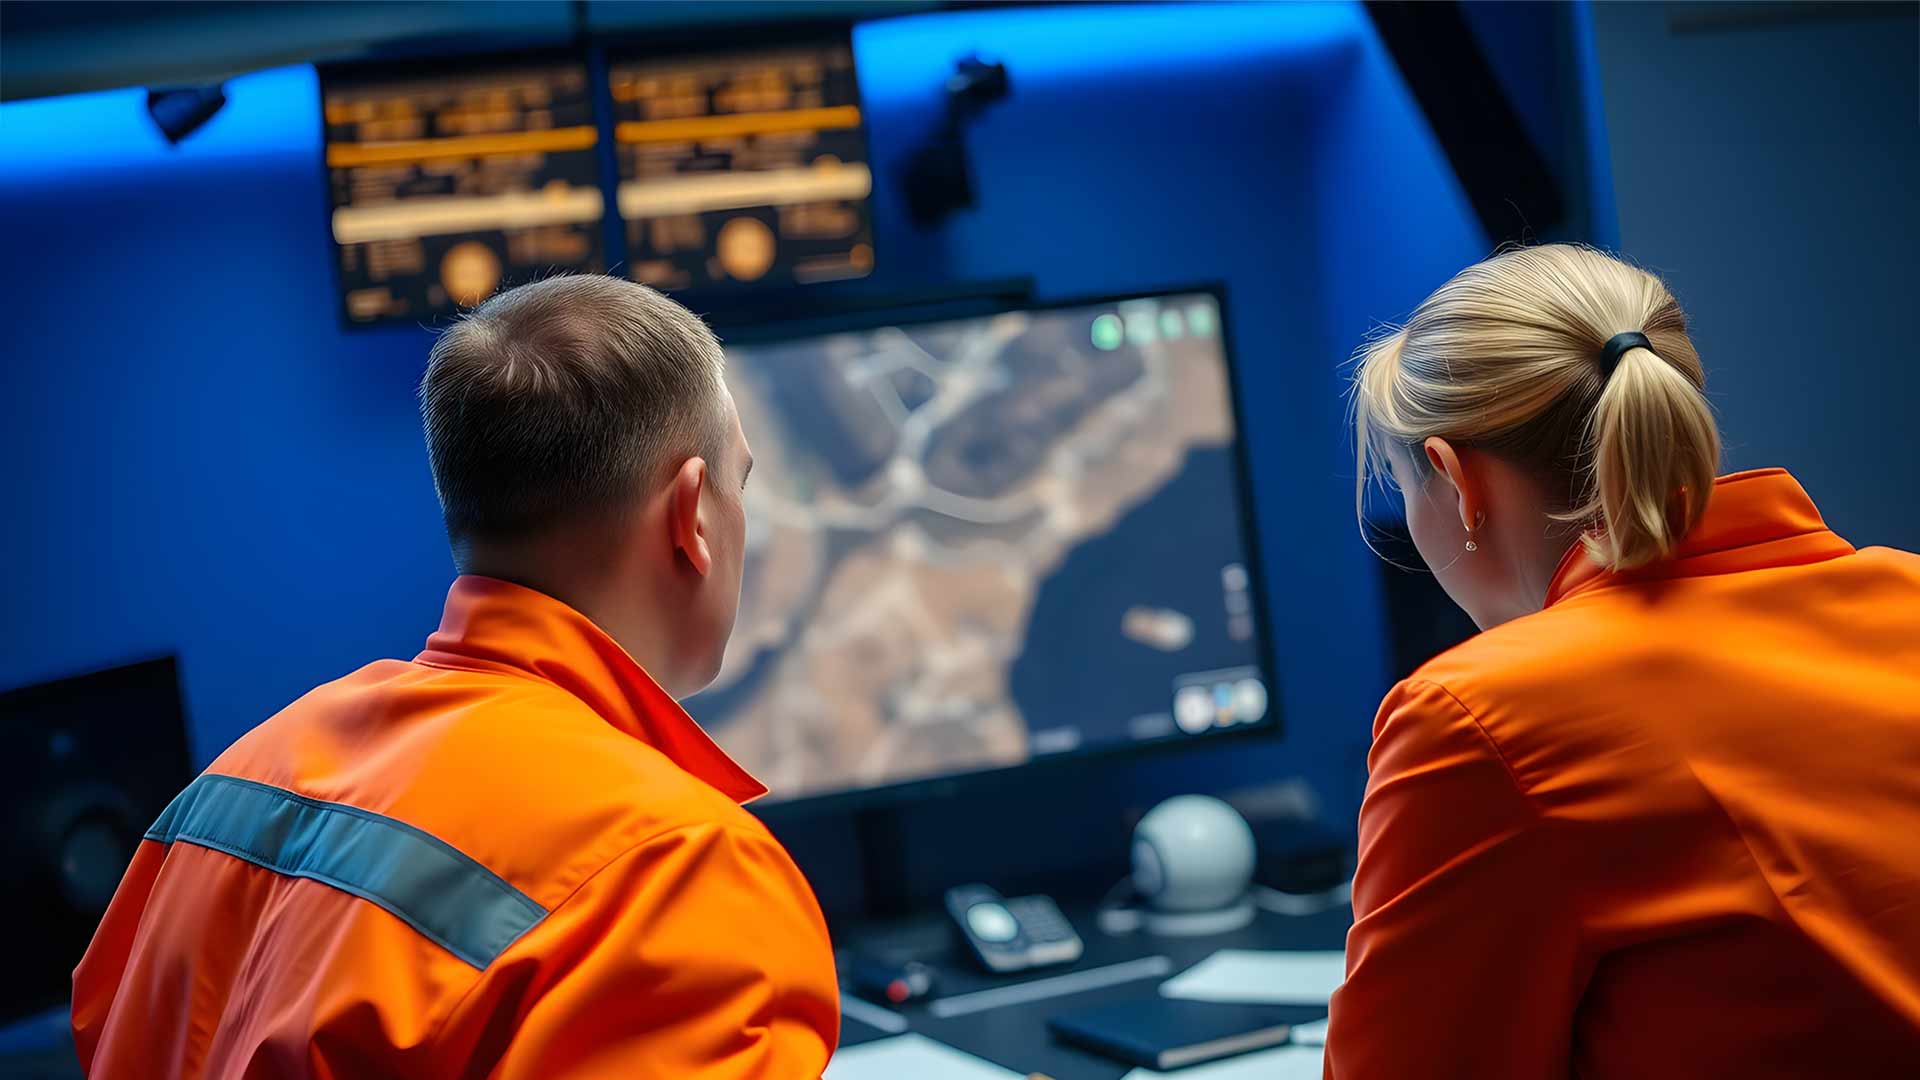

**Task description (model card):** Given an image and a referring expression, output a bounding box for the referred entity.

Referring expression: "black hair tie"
[1598,331,1650,376]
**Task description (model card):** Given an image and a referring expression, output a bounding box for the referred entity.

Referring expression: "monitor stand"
[854,804,916,918]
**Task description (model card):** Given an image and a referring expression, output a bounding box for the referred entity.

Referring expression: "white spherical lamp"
[1130,795,1258,934]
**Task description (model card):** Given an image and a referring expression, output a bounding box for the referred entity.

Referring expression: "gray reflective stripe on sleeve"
[146,773,547,969]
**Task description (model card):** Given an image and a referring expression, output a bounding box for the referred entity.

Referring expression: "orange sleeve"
[1325,680,1582,1079]
[70,841,166,1075]
[452,822,840,1080]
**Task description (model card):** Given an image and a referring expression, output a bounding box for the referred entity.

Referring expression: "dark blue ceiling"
[0,1,945,102]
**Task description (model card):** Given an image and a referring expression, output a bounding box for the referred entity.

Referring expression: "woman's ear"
[1423,436,1485,532]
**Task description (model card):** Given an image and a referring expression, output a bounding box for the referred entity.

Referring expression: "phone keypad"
[1007,897,1077,943]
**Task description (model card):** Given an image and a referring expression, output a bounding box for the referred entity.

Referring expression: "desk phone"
[944,883,1085,974]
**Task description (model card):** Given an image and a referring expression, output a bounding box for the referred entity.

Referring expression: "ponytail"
[1577,343,1720,570]
[1351,244,1723,573]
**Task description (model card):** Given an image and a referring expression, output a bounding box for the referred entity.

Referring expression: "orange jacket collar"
[1546,468,1855,607]
[415,575,768,804]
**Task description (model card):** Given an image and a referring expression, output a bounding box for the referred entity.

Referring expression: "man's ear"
[668,456,712,577]
[1422,436,1484,532]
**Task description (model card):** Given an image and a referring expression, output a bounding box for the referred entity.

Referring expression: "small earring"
[1464,538,1479,552]
[1464,511,1485,552]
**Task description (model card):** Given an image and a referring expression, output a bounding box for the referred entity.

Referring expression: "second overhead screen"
[611,41,875,292]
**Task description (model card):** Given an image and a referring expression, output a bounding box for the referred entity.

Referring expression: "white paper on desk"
[1289,1017,1329,1046]
[824,1033,1022,1080]
[1122,1043,1324,1080]
[1158,949,1346,1005]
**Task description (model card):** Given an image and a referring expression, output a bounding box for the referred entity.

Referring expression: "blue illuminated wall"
[1592,3,1920,551]
[1,2,1496,900]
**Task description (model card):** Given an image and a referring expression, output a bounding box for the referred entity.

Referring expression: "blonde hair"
[1351,245,1721,571]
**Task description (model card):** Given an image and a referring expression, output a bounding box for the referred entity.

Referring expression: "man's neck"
[461,540,679,693]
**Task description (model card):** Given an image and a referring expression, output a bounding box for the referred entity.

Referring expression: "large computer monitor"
[687,288,1278,806]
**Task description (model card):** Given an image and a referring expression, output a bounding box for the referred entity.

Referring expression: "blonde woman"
[1329,245,1920,1078]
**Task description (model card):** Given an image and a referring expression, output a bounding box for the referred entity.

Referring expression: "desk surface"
[0,902,1346,1080]
[836,901,1351,1078]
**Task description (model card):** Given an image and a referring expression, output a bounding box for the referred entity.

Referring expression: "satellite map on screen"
[690,293,1271,802]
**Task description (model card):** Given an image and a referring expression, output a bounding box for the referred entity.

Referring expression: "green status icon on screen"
[1187,303,1217,337]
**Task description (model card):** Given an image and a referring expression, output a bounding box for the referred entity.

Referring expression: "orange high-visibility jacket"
[72,576,840,1078]
[1327,470,1920,1078]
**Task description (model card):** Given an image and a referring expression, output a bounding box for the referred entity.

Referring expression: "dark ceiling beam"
[1363,0,1566,247]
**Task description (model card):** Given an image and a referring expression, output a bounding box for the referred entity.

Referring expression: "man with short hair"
[73,276,839,1078]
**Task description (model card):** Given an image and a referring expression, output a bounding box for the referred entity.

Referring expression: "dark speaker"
[0,658,195,1023]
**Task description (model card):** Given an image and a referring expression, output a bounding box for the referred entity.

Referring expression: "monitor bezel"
[713,281,1285,820]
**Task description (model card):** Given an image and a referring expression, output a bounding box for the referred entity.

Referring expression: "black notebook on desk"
[1048,998,1323,1070]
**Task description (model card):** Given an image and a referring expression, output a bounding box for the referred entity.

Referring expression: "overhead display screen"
[690,291,1275,804]
[608,40,875,292]
[322,61,607,326]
